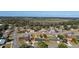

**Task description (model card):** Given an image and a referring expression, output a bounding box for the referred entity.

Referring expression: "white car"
[0,37,6,45]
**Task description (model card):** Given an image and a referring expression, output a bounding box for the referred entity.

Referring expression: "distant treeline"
[0,17,79,26]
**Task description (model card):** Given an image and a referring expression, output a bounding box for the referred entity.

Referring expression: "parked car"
[0,37,6,45]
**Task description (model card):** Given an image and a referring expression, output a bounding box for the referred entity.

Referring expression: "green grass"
[47,35,56,40]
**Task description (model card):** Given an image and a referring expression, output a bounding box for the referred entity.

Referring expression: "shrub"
[19,43,34,48]
[40,34,43,38]
[72,38,78,44]
[58,42,68,48]
[43,34,48,39]
[58,34,65,40]
[19,44,28,48]
[37,41,48,48]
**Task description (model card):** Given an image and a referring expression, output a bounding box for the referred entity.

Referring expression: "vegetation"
[58,34,65,40]
[0,17,79,28]
[72,38,79,44]
[0,32,3,37]
[58,42,68,48]
[19,43,34,48]
[0,17,79,48]
[2,43,11,48]
[19,44,28,48]
[37,41,48,48]
[40,34,43,38]
[43,34,48,38]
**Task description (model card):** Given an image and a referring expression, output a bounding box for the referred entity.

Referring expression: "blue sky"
[0,11,79,17]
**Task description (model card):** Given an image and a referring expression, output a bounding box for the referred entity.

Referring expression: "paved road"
[12,28,19,48]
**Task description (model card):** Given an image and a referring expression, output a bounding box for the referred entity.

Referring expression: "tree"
[40,34,43,38]
[64,25,70,30]
[3,24,9,30]
[0,32,3,37]
[43,34,48,40]
[58,34,65,40]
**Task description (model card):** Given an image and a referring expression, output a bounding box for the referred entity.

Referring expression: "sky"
[0,11,79,17]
